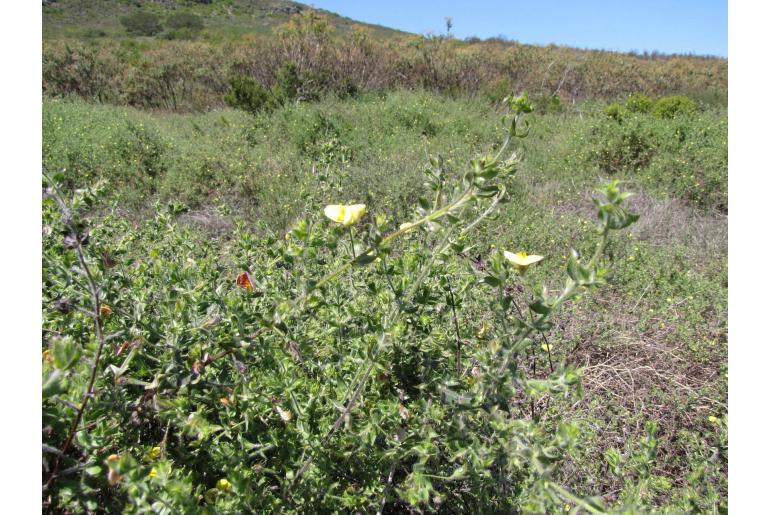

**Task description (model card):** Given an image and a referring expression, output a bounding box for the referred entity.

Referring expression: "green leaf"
[529,300,551,315]
[42,369,67,399]
[51,337,81,371]
[354,253,377,266]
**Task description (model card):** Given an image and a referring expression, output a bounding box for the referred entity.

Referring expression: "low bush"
[652,95,699,118]
[166,12,204,32]
[120,11,163,37]
[224,76,275,116]
[593,121,655,173]
[625,93,654,113]
[605,102,626,122]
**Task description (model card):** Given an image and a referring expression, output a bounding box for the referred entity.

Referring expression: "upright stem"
[446,275,462,377]
[348,227,357,260]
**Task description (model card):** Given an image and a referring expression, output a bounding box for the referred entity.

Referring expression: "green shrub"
[120,11,163,37]
[292,111,351,163]
[82,28,107,38]
[166,12,204,31]
[652,95,698,118]
[272,62,300,104]
[605,102,626,122]
[625,93,653,113]
[224,76,275,115]
[592,121,654,173]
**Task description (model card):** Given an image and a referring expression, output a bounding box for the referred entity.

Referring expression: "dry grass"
[543,182,727,259]
[546,287,726,502]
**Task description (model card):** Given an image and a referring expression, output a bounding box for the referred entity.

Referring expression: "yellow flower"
[147,446,161,460]
[503,250,544,272]
[216,478,232,491]
[148,467,158,478]
[324,204,367,226]
[541,343,552,352]
[708,415,719,424]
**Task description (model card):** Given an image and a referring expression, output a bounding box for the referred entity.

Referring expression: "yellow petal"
[324,205,346,224]
[343,204,366,226]
[503,250,544,268]
[521,254,544,266]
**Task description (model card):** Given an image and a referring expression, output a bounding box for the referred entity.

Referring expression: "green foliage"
[166,12,204,31]
[652,95,699,118]
[41,96,649,512]
[162,11,205,40]
[579,104,726,210]
[224,76,275,116]
[120,11,163,37]
[533,92,564,114]
[625,93,654,113]
[480,76,513,105]
[289,111,351,164]
[593,120,655,173]
[272,62,301,104]
[605,102,626,122]
[41,87,727,512]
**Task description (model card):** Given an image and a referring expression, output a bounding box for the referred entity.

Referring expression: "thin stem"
[290,229,455,491]
[496,227,611,377]
[376,461,398,515]
[446,274,462,377]
[43,171,108,492]
[348,227,357,260]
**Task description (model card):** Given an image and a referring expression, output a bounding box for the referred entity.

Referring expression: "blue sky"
[307,1,727,57]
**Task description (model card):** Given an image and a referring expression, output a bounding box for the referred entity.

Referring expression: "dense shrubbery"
[41,83,728,511]
[625,93,654,113]
[42,96,650,512]
[43,10,727,112]
[605,94,702,124]
[579,101,727,211]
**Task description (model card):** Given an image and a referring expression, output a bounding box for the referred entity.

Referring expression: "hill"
[42,2,727,113]
[42,0,409,40]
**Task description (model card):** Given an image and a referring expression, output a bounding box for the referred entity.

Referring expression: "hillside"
[42,0,410,40]
[42,1,727,113]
